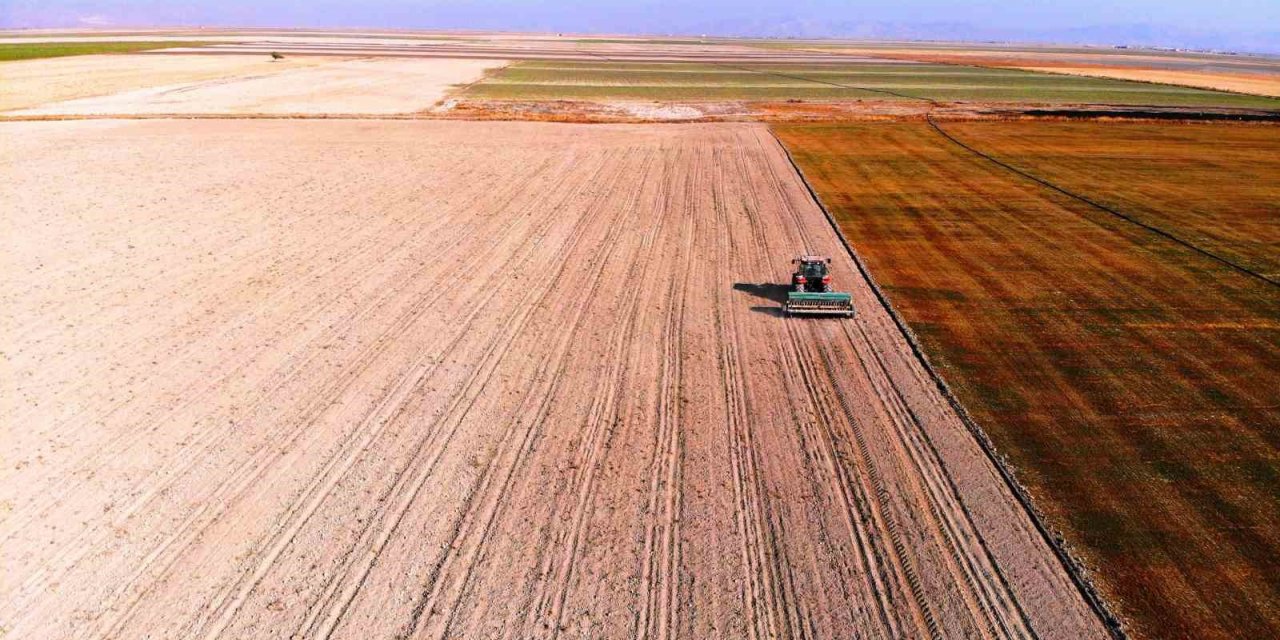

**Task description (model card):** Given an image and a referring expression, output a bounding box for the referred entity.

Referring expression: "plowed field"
[0,119,1106,639]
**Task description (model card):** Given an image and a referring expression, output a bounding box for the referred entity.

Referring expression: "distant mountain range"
[653,19,1280,55]
[3,5,1277,56]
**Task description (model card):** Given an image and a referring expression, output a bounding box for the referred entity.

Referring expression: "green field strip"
[0,41,209,61]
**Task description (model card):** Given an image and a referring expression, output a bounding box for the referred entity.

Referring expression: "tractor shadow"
[733,282,789,317]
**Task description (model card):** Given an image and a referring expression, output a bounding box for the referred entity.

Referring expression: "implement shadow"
[734,282,789,317]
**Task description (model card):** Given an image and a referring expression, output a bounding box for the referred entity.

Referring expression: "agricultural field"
[0,40,203,60]
[792,42,1280,97]
[949,123,1280,278]
[6,25,1280,640]
[0,118,1106,639]
[461,59,1280,108]
[773,121,1280,639]
[5,56,506,116]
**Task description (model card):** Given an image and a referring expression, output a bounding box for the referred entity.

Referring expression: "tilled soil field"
[4,56,504,116]
[1,119,1106,639]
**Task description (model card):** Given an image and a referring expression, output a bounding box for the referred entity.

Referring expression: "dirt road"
[0,119,1107,639]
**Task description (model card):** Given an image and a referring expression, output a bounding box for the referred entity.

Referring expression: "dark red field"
[775,120,1280,640]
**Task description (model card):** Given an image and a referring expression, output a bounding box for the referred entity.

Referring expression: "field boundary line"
[766,127,1128,640]
[925,114,1279,288]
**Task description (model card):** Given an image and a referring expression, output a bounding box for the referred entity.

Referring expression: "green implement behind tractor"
[783,255,855,317]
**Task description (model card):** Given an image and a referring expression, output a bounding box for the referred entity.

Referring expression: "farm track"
[1,119,1106,638]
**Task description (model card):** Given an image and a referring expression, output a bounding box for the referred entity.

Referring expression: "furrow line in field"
[634,151,695,640]
[709,146,769,640]
[840,320,1037,638]
[296,149,630,640]
[2,157,551,633]
[78,154,581,640]
[413,148,657,640]
[659,151,695,640]
[721,145,870,640]
[535,148,670,636]
[749,129,940,639]
[1,157,510,544]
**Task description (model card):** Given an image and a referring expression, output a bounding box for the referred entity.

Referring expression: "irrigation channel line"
[704,57,1279,289]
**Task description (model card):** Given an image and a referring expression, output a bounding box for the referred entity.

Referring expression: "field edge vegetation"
[0,41,207,62]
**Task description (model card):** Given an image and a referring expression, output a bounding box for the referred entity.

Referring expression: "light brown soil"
[817,47,1280,98]
[0,54,333,112]
[6,57,506,116]
[1018,66,1280,98]
[0,118,1107,639]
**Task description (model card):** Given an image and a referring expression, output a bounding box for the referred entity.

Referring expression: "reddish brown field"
[940,122,1280,279]
[0,119,1105,639]
[774,121,1280,640]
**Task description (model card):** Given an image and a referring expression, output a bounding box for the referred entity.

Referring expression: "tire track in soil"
[834,320,1035,637]
[1,154,505,549]
[72,153,586,640]
[181,158,600,640]
[712,147,829,640]
[406,147,660,640]
[4,156,560,631]
[724,148,814,640]
[710,147,775,640]
[525,148,674,637]
[753,128,1040,638]
[726,141,924,640]
[3,119,1112,640]
[633,150,695,640]
[293,148,635,640]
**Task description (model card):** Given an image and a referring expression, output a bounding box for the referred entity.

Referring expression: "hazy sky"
[5,0,1279,51]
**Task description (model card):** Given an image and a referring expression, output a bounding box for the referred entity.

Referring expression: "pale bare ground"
[813,46,1280,98]
[1018,66,1280,98]
[0,54,336,112]
[0,119,1107,639]
[0,29,878,64]
[7,57,507,116]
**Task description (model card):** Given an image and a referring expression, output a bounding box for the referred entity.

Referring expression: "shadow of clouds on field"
[734,282,789,303]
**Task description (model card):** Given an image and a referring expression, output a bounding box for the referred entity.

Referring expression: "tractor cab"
[792,256,832,292]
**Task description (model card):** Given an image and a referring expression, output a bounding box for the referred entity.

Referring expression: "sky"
[4,0,1279,53]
